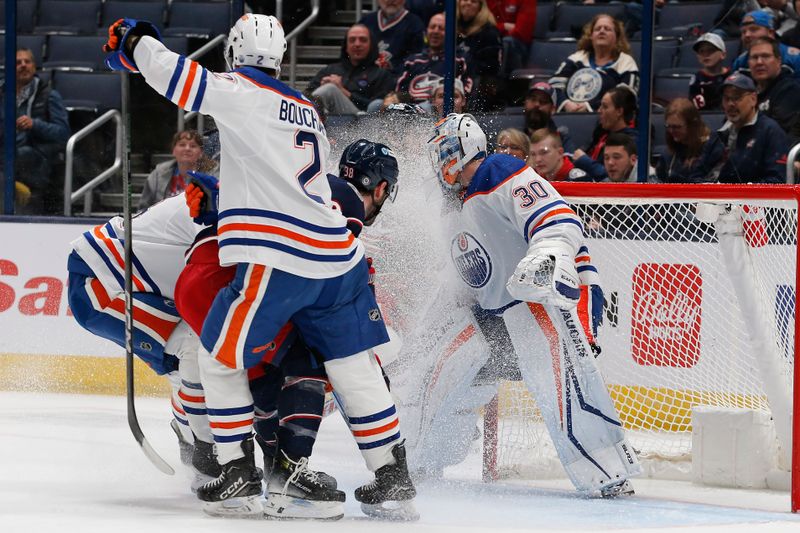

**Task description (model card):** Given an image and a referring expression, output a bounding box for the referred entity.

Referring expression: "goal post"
[482,183,800,513]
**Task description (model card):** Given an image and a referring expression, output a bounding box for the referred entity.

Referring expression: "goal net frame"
[481,182,800,513]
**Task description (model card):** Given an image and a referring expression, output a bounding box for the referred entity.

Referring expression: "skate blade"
[264,493,344,521]
[360,500,420,521]
[202,495,264,518]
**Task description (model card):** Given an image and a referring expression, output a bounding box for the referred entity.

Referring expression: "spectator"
[712,0,761,39]
[407,0,446,24]
[602,133,646,183]
[749,37,800,143]
[431,78,467,116]
[780,0,800,46]
[0,48,70,215]
[306,24,396,115]
[486,0,537,76]
[689,33,730,111]
[763,0,800,37]
[495,128,530,163]
[395,12,471,106]
[690,72,789,183]
[523,81,577,154]
[359,0,426,73]
[655,98,710,183]
[731,10,800,77]
[549,14,639,113]
[584,86,639,164]
[529,128,604,181]
[138,130,217,211]
[457,0,503,110]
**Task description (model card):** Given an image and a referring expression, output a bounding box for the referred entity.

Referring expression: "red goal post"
[482,182,800,513]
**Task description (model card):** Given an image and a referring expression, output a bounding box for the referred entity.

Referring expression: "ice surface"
[1,391,798,533]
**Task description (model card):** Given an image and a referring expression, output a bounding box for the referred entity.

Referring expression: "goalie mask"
[225,14,287,76]
[339,139,400,225]
[426,113,487,190]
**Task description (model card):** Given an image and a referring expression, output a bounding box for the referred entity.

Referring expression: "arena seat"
[53,70,122,112]
[653,74,693,106]
[629,38,680,74]
[165,1,231,39]
[551,3,627,39]
[552,112,599,152]
[100,1,167,35]
[44,36,109,71]
[0,34,47,65]
[525,38,576,73]
[651,111,666,147]
[534,1,556,39]
[0,0,38,34]
[35,1,102,35]
[658,2,722,34]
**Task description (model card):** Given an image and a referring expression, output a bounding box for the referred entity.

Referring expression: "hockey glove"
[185,171,219,226]
[506,240,580,309]
[104,18,161,73]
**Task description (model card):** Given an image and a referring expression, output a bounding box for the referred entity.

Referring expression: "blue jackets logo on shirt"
[567,68,603,103]
[451,232,492,288]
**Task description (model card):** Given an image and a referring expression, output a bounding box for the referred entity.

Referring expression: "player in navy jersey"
[103,14,416,519]
[359,0,425,73]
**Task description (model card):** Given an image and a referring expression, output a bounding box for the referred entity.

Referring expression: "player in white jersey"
[66,192,220,485]
[424,114,641,497]
[102,15,416,519]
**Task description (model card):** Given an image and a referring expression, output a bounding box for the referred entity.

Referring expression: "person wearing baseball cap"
[731,9,800,77]
[689,71,789,183]
[689,33,730,110]
[523,81,577,153]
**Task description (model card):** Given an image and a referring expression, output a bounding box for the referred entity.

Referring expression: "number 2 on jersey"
[295,131,324,204]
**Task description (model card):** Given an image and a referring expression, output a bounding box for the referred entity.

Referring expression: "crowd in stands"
[7,0,800,217]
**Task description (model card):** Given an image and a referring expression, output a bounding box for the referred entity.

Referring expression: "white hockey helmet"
[225,14,287,76]
[426,113,487,190]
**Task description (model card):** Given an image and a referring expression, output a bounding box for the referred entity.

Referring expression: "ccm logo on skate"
[631,263,702,367]
[220,477,245,499]
[451,232,492,289]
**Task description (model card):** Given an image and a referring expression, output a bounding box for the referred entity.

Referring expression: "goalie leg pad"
[502,303,641,492]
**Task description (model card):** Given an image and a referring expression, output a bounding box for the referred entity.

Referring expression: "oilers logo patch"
[451,232,492,288]
[566,68,603,103]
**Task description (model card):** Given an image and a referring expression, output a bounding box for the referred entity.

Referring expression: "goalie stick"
[121,71,174,475]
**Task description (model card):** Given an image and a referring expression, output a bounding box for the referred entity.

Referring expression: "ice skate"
[264,449,345,520]
[196,438,264,518]
[355,441,419,521]
[189,439,222,492]
[256,434,338,489]
[170,419,193,466]
[600,479,635,498]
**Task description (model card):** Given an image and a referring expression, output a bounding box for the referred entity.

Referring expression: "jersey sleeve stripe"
[103,222,160,295]
[177,59,199,108]
[190,68,207,112]
[82,231,125,288]
[522,199,571,239]
[92,225,147,291]
[577,264,598,273]
[219,237,360,263]
[165,55,185,101]
[218,222,355,250]
[529,218,584,240]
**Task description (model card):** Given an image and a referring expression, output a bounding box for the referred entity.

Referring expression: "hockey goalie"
[388,113,641,497]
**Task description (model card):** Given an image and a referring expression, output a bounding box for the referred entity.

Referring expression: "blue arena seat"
[0,0,38,34]
[0,34,47,65]
[44,36,109,71]
[534,2,556,39]
[53,70,122,112]
[651,111,666,147]
[629,38,680,74]
[36,1,103,35]
[551,3,627,39]
[552,112,599,153]
[100,1,167,35]
[165,1,232,38]
[658,2,722,34]
[525,38,576,73]
[653,74,694,106]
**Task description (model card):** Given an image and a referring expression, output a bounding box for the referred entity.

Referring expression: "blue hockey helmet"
[339,139,399,203]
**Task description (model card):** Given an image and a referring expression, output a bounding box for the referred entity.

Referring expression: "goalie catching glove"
[185,171,219,226]
[506,240,580,309]
[103,18,161,72]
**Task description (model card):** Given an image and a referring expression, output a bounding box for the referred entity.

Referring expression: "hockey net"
[483,183,799,504]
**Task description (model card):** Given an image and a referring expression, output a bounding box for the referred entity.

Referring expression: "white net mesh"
[491,194,796,479]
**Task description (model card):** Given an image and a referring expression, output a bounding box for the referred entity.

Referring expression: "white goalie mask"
[426,113,487,190]
[225,14,287,76]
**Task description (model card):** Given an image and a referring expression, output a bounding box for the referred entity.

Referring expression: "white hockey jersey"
[448,154,600,313]
[70,194,200,300]
[134,37,364,279]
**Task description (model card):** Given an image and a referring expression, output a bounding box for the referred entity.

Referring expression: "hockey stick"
[121,70,174,475]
